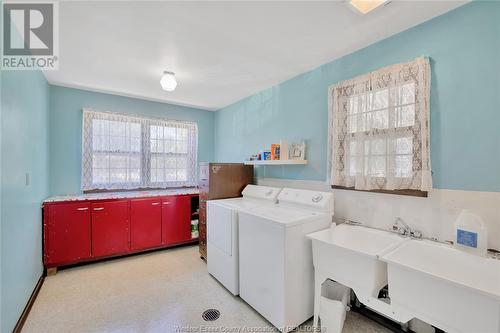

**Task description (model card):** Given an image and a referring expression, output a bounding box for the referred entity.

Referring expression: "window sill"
[83,186,197,194]
[332,185,428,198]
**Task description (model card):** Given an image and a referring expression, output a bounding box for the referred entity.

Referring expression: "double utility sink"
[308,224,500,333]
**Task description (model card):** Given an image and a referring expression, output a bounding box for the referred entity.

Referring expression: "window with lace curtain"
[82,110,198,191]
[328,57,432,195]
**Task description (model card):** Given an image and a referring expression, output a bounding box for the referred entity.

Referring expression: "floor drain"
[202,309,220,321]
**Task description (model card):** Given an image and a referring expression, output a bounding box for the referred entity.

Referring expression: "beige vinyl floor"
[23,245,391,333]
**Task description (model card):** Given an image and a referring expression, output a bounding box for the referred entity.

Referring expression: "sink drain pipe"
[351,295,445,333]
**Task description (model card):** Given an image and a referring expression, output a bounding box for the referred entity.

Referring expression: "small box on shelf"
[243,160,307,166]
[245,140,306,165]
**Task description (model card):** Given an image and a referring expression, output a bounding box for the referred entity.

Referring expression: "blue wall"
[214,1,500,192]
[1,69,49,332]
[0,68,215,331]
[49,86,215,195]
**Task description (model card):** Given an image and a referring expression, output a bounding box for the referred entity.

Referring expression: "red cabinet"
[91,200,130,258]
[43,194,198,270]
[162,196,192,245]
[130,198,162,250]
[44,202,91,266]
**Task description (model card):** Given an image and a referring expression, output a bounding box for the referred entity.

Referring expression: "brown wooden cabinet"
[198,204,207,258]
[198,163,253,260]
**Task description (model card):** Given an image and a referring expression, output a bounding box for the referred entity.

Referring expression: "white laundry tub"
[308,224,406,298]
[308,224,409,327]
[382,240,500,333]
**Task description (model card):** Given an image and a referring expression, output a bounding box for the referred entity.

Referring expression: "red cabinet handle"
[93,207,104,211]
[151,202,160,206]
[77,207,88,211]
[163,202,170,205]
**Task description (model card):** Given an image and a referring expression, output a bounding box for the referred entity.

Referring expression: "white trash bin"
[319,280,350,333]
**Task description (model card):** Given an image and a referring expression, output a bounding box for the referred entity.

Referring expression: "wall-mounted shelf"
[244,160,307,166]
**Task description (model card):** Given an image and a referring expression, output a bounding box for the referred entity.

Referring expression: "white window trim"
[327,57,432,192]
[81,109,198,191]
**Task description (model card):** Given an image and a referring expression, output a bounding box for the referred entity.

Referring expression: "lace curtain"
[82,109,198,191]
[328,57,432,191]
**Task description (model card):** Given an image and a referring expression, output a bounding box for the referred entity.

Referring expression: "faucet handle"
[393,217,412,236]
[392,222,406,235]
[410,230,422,239]
[392,224,406,235]
[345,219,362,226]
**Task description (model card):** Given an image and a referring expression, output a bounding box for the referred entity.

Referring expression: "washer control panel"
[242,185,282,202]
[278,188,333,212]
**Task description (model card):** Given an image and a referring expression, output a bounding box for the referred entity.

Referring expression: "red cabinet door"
[91,200,130,257]
[45,202,92,266]
[130,198,162,250]
[162,196,192,245]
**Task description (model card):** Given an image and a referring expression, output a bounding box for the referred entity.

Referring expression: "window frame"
[148,124,192,187]
[89,117,143,189]
[345,85,417,181]
[327,58,431,197]
[81,109,198,192]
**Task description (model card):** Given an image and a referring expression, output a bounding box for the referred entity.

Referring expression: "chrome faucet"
[392,217,410,235]
[344,219,362,226]
[341,217,423,239]
[392,217,422,239]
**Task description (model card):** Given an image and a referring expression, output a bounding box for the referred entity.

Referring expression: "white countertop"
[44,188,199,203]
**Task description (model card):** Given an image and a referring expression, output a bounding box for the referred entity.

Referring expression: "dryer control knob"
[312,194,323,203]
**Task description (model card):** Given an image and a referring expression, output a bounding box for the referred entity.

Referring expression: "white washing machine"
[207,185,282,295]
[238,188,334,332]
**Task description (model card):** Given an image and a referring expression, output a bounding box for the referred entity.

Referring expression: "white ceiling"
[45,1,467,111]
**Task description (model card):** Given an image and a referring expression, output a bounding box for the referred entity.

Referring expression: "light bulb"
[160,71,177,91]
[349,0,389,14]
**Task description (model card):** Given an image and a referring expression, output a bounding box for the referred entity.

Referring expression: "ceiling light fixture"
[348,0,389,14]
[160,71,177,92]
